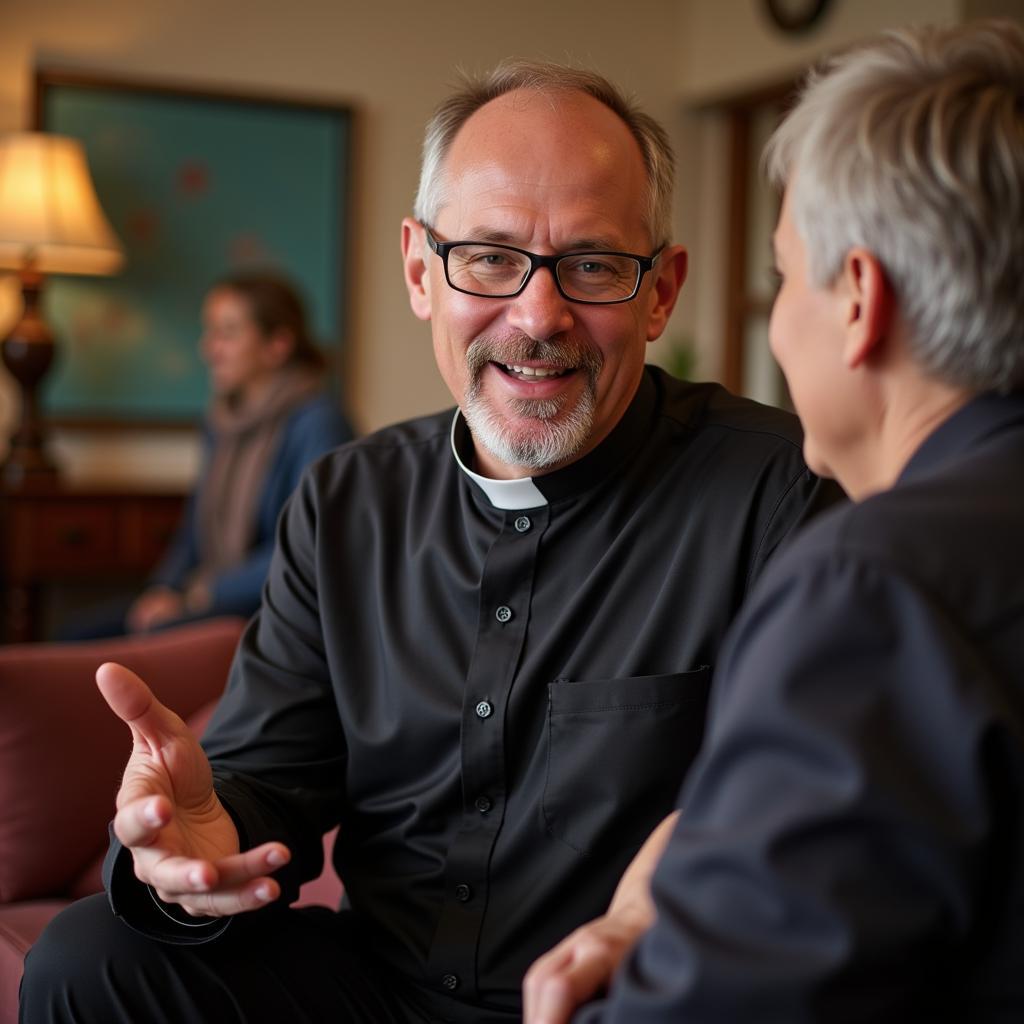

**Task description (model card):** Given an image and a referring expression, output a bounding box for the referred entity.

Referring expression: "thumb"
[96,661,186,748]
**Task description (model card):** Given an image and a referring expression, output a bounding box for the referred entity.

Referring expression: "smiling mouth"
[495,361,575,381]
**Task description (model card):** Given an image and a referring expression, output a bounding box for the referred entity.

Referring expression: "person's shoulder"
[304,406,455,485]
[286,390,350,432]
[648,368,818,514]
[791,465,995,561]
[651,367,805,455]
[346,406,454,454]
[764,461,1022,614]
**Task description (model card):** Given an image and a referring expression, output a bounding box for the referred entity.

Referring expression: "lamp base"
[2,425,59,489]
[1,271,59,490]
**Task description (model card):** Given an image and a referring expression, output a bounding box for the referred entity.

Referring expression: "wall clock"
[763,0,833,34]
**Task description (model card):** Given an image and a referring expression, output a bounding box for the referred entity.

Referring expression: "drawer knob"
[60,526,90,546]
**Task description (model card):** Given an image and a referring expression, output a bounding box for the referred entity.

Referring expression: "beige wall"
[677,0,961,103]
[2,0,1014,483]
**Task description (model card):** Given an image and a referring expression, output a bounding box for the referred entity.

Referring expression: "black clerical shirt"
[107,367,839,1018]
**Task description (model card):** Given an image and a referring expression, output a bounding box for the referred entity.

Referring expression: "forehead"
[436,88,650,248]
[204,288,252,321]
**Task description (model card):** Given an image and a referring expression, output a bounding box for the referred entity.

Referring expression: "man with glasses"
[22,62,837,1024]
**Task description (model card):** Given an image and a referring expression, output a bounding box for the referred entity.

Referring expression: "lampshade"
[0,131,123,276]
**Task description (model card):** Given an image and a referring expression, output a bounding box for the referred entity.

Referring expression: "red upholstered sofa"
[0,617,342,1023]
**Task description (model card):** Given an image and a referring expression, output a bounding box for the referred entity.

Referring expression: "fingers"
[523,919,631,1024]
[523,942,576,1024]
[96,662,187,749]
[113,795,174,848]
[165,876,281,918]
[141,843,292,919]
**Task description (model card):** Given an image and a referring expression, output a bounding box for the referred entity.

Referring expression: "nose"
[505,266,575,341]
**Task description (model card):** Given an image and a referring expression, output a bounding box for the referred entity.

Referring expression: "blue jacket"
[151,391,353,617]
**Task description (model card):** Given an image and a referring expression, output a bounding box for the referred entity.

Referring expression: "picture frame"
[33,69,352,426]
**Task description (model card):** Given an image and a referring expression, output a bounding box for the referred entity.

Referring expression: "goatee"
[462,333,603,472]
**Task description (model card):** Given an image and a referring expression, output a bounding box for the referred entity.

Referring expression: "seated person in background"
[64,271,354,639]
[524,18,1024,1024]
[22,61,838,1023]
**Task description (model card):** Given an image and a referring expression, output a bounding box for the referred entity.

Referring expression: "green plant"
[662,334,697,381]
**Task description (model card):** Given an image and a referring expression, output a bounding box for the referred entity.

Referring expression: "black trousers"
[20,894,515,1024]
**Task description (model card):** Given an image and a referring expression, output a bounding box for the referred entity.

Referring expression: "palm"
[98,661,289,918]
[99,661,240,865]
[122,725,238,863]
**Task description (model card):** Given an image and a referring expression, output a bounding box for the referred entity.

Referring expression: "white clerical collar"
[449,410,548,510]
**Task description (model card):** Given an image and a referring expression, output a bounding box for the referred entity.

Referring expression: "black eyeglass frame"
[423,228,662,306]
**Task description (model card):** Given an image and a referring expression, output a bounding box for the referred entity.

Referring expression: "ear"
[264,328,295,370]
[644,245,688,343]
[841,248,893,369]
[402,217,432,322]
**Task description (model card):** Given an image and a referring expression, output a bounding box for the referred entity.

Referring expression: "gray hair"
[764,19,1024,393]
[413,59,675,248]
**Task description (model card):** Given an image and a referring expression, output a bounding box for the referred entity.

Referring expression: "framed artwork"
[34,69,352,425]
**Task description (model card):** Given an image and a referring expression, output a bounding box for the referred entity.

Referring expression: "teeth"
[504,364,565,378]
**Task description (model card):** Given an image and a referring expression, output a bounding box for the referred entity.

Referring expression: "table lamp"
[0,131,124,488]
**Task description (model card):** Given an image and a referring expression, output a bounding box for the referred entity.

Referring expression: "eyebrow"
[463,228,628,252]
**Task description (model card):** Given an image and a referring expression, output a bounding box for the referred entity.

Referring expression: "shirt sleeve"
[147,490,200,592]
[102,829,230,945]
[147,427,214,592]
[205,546,275,616]
[579,549,999,1023]
[198,465,348,907]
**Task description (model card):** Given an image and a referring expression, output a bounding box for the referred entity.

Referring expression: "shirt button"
[475,700,493,719]
[495,605,513,623]
[441,973,459,991]
[514,515,532,533]
[454,883,472,902]
[474,795,493,813]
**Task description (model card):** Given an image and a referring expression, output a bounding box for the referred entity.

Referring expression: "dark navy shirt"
[582,392,1024,1024]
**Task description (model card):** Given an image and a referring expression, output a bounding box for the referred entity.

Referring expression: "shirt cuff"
[104,830,231,946]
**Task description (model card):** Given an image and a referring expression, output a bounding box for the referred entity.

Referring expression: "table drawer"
[3,492,186,580]
[25,501,119,573]
[117,498,183,568]
[1,487,187,642]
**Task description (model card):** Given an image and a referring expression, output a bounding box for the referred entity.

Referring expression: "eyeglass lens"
[446,244,641,302]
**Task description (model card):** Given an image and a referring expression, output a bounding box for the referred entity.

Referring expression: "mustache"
[466,333,603,378]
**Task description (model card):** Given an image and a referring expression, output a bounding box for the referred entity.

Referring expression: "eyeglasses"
[424,228,661,305]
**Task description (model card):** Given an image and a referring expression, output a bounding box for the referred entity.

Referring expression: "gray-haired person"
[525,19,1024,1024]
[20,61,837,1023]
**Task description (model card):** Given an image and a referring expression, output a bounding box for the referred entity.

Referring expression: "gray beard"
[462,333,603,472]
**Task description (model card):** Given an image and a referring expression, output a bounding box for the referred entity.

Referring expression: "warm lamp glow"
[0,131,125,488]
[0,132,123,276]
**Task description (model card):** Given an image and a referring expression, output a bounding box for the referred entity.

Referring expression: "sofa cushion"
[0,618,245,904]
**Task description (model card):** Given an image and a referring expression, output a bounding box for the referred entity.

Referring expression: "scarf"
[194,366,324,583]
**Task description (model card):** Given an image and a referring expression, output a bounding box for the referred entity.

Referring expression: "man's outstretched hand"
[97,661,290,918]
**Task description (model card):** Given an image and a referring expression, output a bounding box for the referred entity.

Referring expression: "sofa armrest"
[0,617,246,904]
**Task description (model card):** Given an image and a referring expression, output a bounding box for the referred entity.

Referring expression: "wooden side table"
[0,484,185,643]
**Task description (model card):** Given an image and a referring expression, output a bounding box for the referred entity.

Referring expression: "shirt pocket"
[542,668,712,856]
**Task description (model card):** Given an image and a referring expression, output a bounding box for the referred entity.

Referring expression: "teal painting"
[36,72,351,423]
